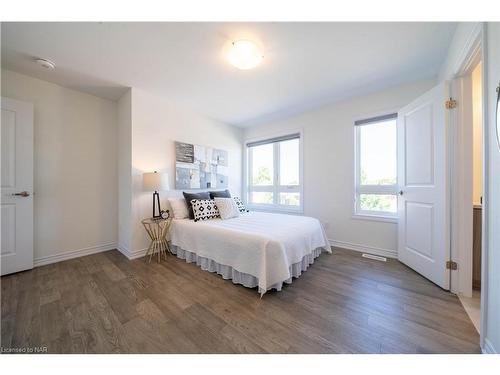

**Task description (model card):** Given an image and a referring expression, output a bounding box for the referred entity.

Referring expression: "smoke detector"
[35,58,56,70]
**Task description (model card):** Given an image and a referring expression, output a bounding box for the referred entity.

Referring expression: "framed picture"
[175,141,228,189]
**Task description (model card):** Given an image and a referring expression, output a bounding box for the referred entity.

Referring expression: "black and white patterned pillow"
[190,199,220,222]
[233,197,249,213]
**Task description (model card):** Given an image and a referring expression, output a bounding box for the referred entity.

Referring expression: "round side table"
[141,218,172,263]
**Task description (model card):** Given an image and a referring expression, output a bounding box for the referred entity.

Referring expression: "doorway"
[392,24,488,345]
[456,61,483,333]
[449,25,486,339]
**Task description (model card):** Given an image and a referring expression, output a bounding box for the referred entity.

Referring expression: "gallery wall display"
[175,141,228,189]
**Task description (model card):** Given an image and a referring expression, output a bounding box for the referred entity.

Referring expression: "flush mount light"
[35,58,56,70]
[227,40,263,70]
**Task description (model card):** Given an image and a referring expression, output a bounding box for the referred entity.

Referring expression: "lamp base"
[152,191,161,218]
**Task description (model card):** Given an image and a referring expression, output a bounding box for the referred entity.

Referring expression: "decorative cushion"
[233,197,249,213]
[183,191,210,219]
[209,189,231,199]
[190,199,220,222]
[214,197,240,220]
[167,198,189,219]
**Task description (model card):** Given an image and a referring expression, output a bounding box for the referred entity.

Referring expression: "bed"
[169,211,331,295]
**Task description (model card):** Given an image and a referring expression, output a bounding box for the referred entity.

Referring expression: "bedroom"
[1,0,500,372]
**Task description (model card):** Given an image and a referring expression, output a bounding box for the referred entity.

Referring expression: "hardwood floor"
[1,247,480,353]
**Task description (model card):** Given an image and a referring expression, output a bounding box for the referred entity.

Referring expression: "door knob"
[12,191,30,197]
[399,190,404,196]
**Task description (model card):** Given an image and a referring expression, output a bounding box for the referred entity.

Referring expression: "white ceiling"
[1,22,456,127]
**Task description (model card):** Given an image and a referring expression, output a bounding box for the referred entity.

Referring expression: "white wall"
[244,79,435,256]
[117,89,132,253]
[119,87,243,257]
[439,21,500,354]
[484,21,500,355]
[1,69,118,264]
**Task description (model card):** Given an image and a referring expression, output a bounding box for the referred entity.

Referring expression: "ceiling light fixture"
[227,40,263,70]
[35,58,56,70]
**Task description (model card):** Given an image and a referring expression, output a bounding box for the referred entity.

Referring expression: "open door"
[397,83,450,289]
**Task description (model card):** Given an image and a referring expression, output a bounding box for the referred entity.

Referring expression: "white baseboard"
[33,239,396,266]
[116,244,148,260]
[329,239,397,259]
[33,242,117,267]
[116,243,130,258]
[129,247,148,259]
[482,338,497,354]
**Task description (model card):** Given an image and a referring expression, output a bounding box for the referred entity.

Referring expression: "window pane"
[251,144,273,186]
[251,192,273,205]
[359,194,397,213]
[359,119,396,185]
[279,193,300,206]
[279,139,299,185]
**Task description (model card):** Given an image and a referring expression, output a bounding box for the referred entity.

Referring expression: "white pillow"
[214,197,240,220]
[168,198,189,219]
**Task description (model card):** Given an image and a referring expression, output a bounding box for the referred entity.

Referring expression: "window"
[246,133,302,211]
[354,113,398,220]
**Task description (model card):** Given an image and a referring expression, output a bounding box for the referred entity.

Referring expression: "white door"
[397,83,450,289]
[1,97,34,275]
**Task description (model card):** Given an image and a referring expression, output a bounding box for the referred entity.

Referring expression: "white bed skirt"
[169,244,324,295]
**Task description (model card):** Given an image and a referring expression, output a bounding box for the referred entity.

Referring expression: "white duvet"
[169,211,331,292]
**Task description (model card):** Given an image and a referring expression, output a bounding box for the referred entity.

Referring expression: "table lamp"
[143,171,169,218]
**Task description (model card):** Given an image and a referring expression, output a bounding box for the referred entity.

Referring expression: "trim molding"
[482,338,497,354]
[116,242,129,257]
[117,244,148,260]
[129,247,148,260]
[329,239,397,259]
[453,22,482,76]
[33,242,117,267]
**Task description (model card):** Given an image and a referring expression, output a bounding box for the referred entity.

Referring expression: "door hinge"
[446,260,458,270]
[445,98,457,109]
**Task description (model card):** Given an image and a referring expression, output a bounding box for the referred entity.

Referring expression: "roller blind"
[246,133,300,148]
[354,113,397,126]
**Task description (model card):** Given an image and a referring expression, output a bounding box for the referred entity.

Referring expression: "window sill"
[248,204,304,215]
[352,213,398,224]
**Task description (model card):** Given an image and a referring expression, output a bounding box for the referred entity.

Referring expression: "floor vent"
[362,253,387,262]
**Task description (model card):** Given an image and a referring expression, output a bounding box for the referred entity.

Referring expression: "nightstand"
[141,217,172,263]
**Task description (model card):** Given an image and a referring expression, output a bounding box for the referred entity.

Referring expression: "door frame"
[449,22,488,348]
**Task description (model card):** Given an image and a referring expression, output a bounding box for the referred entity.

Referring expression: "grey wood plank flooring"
[0,247,480,354]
